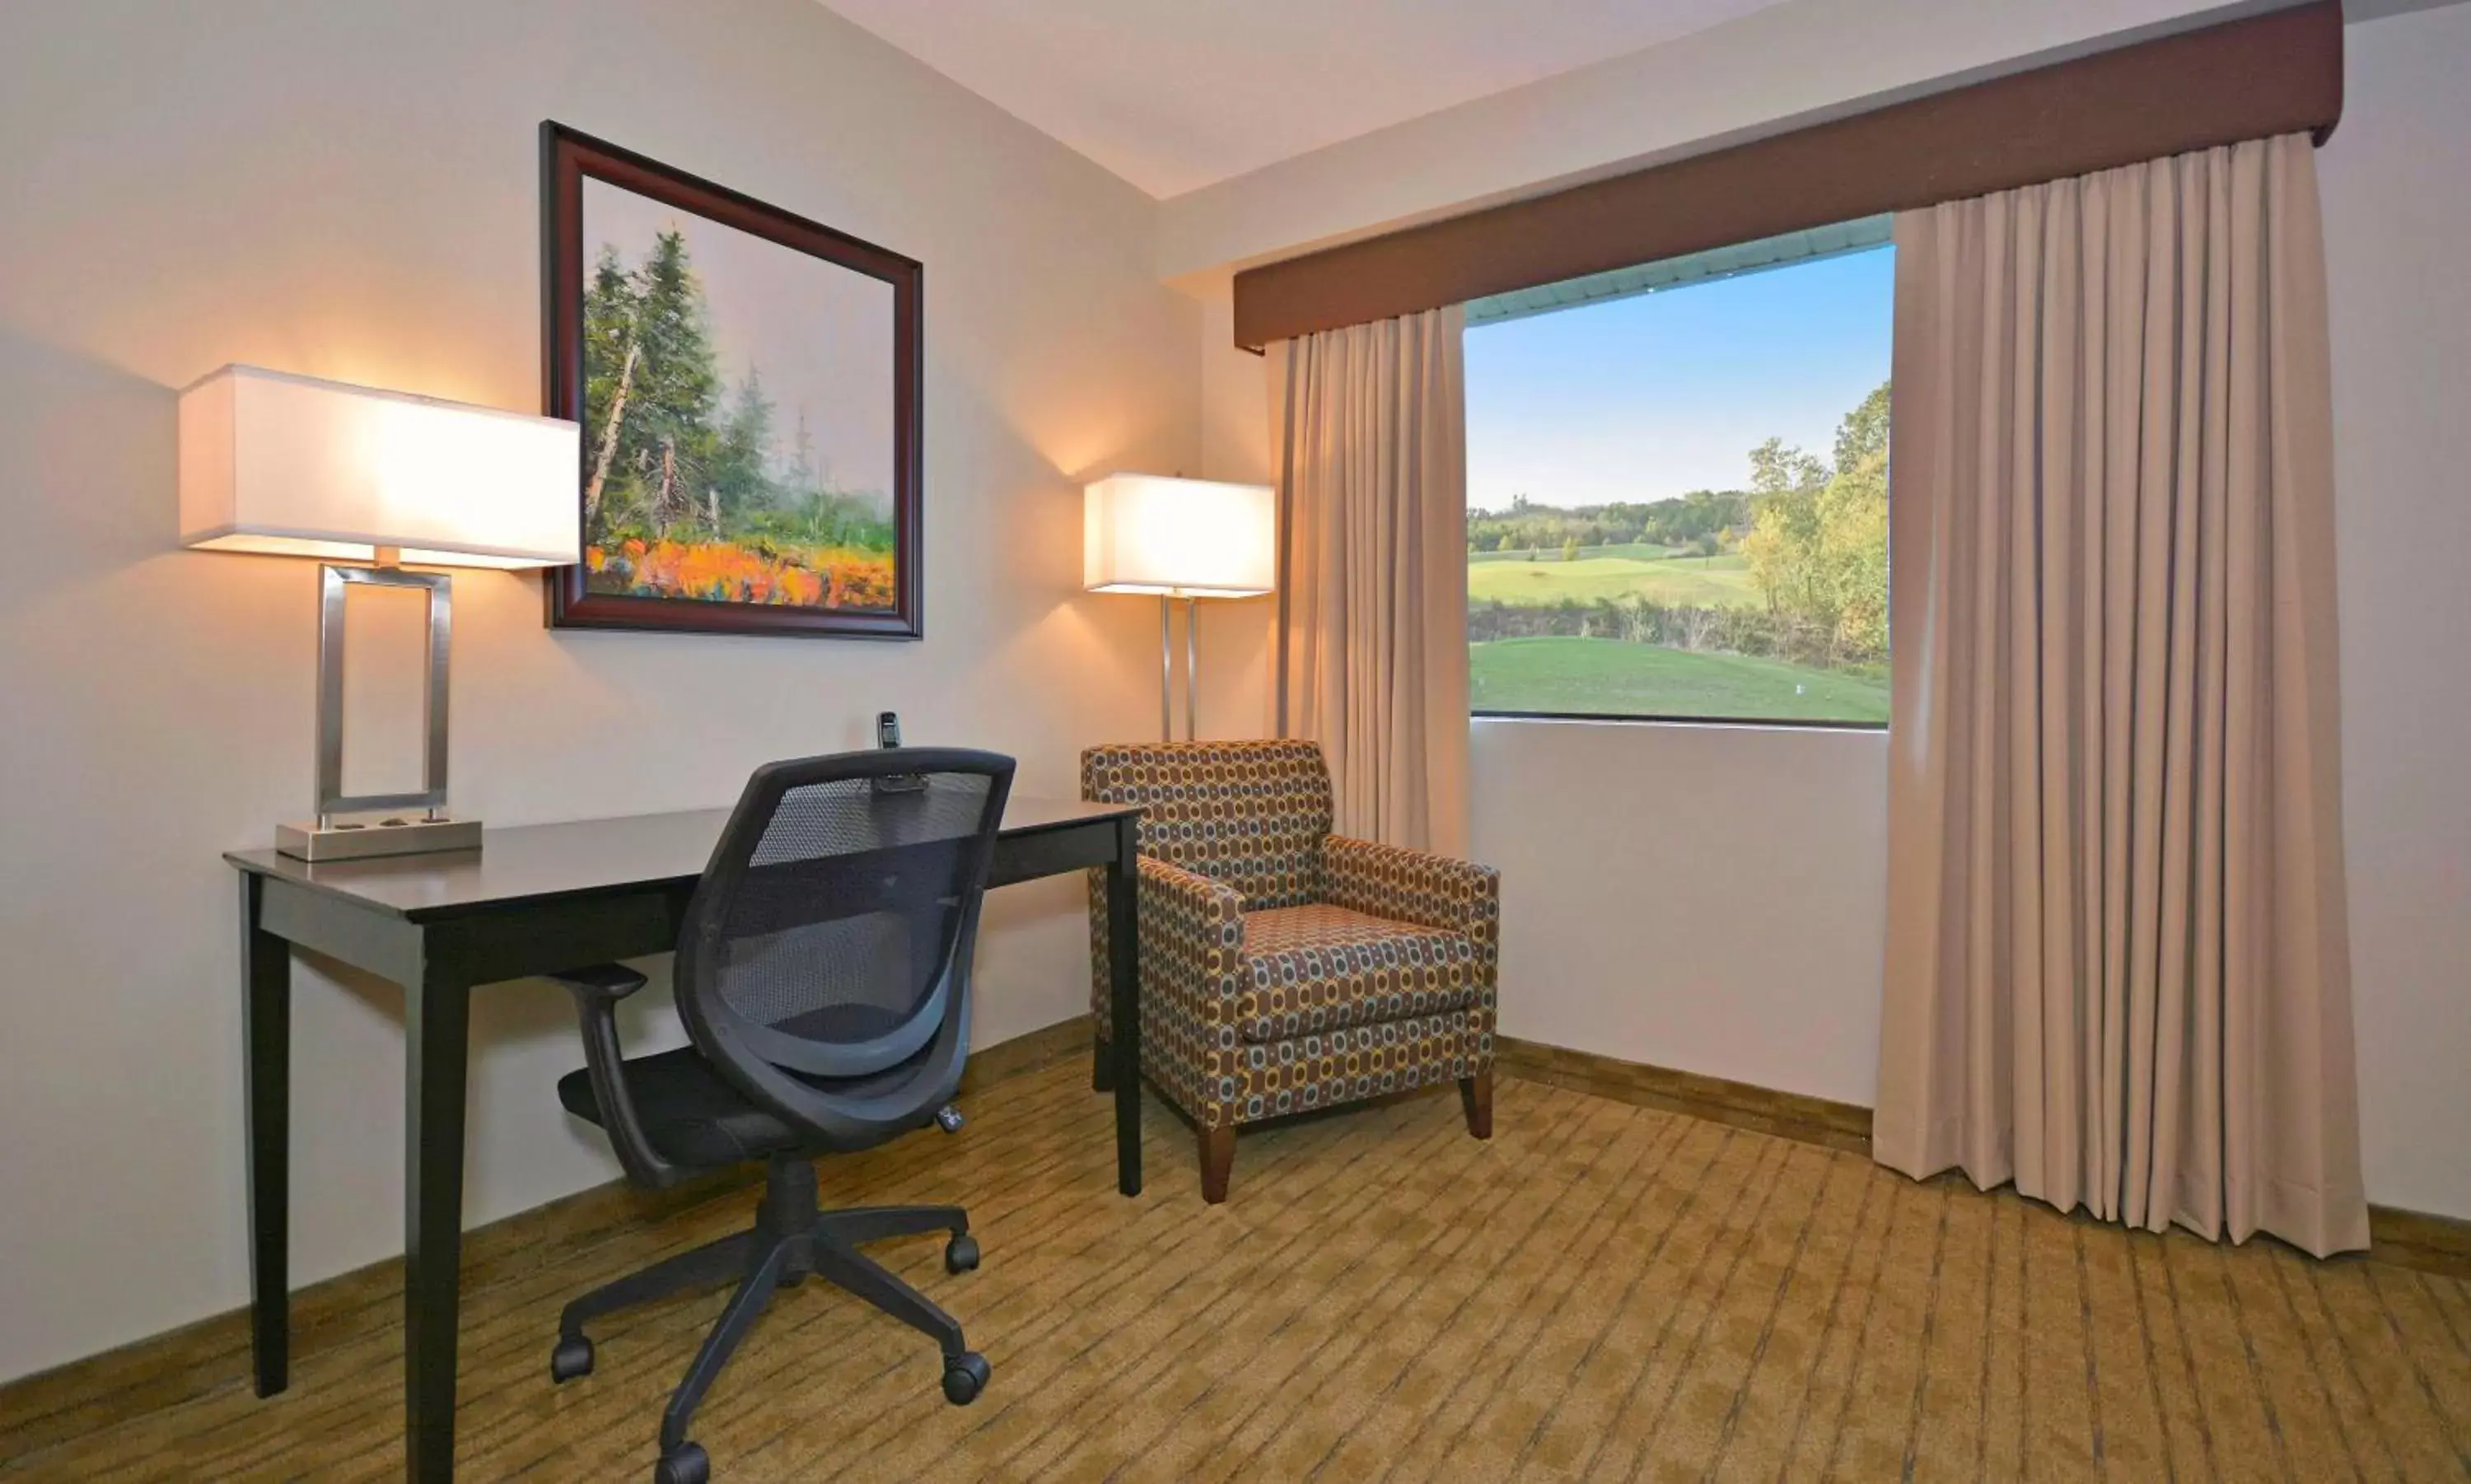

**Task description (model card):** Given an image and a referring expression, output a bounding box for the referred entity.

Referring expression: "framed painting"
[541,124,923,637]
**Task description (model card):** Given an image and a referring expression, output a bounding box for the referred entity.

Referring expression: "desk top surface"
[227,796,1137,921]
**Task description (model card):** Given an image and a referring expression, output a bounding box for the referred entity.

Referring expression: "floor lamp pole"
[1152,594,1207,742]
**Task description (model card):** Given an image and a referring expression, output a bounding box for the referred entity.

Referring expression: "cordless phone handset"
[872,711,926,793]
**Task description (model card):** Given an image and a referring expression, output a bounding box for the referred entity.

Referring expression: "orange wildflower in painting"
[583,538,894,612]
[775,567,824,606]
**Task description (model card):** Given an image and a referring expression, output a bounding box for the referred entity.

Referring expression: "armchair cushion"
[1236,904,1483,1043]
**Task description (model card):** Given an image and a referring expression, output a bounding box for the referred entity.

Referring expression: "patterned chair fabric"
[1083,740,1499,1135]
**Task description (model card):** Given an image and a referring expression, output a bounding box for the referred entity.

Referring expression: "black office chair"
[544,748,1016,1484]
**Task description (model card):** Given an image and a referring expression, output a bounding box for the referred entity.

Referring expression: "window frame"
[1464,224,1894,731]
[1469,706,1887,731]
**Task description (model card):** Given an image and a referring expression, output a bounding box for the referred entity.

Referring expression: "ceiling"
[815,0,1793,199]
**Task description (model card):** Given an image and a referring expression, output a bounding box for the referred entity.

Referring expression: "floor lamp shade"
[1083,474,1274,743]
[1083,474,1274,596]
[178,365,581,568]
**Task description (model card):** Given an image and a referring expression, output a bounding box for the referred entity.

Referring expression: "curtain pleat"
[1875,134,2366,1257]
[1264,306,1470,856]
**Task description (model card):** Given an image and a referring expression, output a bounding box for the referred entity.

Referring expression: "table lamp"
[1083,474,1274,741]
[179,365,580,861]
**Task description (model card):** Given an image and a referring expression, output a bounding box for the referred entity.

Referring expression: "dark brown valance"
[1231,0,2343,350]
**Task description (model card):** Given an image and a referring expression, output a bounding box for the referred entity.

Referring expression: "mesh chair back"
[675,749,1013,1122]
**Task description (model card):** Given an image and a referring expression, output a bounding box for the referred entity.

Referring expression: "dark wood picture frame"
[540,123,924,638]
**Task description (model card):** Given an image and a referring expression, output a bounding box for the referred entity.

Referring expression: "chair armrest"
[1322,835,1501,964]
[1138,856,1248,1015]
[550,962,650,1002]
[547,963,689,1190]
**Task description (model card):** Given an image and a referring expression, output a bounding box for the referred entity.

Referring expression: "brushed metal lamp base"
[276,814,483,863]
[273,555,483,861]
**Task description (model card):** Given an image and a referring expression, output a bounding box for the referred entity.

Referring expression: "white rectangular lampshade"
[179,365,581,568]
[1083,474,1275,597]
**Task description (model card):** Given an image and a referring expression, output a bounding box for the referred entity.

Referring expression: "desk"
[225,796,1142,1484]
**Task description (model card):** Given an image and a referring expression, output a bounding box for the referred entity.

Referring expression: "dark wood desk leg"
[241,874,291,1398]
[403,958,472,1484]
[1106,814,1142,1197]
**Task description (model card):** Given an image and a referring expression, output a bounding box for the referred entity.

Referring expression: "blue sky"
[1464,245,1894,511]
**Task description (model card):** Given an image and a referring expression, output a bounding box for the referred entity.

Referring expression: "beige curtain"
[1875,134,2368,1257]
[1265,306,1471,856]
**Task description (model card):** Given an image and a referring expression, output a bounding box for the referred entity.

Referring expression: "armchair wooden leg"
[1459,1070,1493,1140]
[1091,1034,1114,1093]
[1198,1125,1236,1204]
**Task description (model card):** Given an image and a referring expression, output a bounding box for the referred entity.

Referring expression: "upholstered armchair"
[1083,740,1498,1202]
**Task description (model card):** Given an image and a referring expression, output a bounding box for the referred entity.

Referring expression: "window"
[1465,224,1894,726]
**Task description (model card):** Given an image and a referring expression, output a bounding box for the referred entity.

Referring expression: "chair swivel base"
[547,1153,988,1482]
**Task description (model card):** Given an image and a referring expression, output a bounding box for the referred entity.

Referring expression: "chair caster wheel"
[653,1441,708,1484]
[945,1232,980,1274]
[942,1351,991,1405]
[549,1335,594,1383]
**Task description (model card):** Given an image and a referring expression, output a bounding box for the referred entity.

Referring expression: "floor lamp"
[1083,474,1275,741]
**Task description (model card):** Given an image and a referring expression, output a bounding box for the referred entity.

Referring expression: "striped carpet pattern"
[6,1061,2468,1481]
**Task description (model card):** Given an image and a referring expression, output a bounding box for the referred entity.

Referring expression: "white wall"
[1168,0,2283,1137]
[0,0,1203,1383]
[2318,0,2471,1220]
[1472,722,1888,1104]
[1185,2,2471,1221]
[1194,289,1275,737]
[7,0,2464,1395]
[1158,0,2258,280]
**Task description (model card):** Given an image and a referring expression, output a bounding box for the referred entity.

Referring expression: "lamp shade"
[179,365,581,568]
[1082,474,1274,597]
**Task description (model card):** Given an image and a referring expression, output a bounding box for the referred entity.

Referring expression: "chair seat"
[558,1039,945,1169]
[559,1048,805,1168]
[1236,903,1484,1044]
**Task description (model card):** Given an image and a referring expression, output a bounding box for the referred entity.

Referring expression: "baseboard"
[1493,1036,1873,1155]
[0,1015,1096,1459]
[2368,1202,2471,1278]
[957,1013,1091,1095]
[1494,1034,2470,1278]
